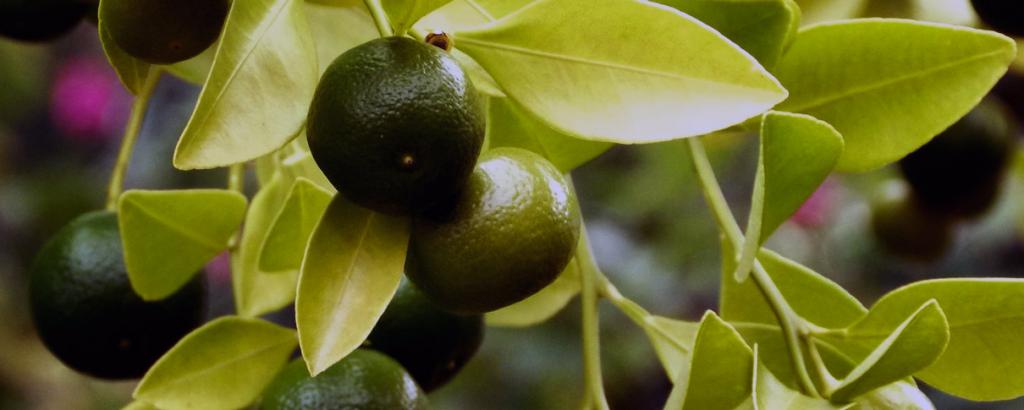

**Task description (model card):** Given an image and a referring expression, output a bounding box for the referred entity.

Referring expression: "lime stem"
[578,225,610,410]
[105,70,161,211]
[684,137,820,397]
[363,0,394,37]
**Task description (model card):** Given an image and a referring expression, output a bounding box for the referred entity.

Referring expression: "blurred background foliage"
[3,0,1024,409]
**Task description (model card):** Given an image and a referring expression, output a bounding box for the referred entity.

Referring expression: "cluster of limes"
[285,35,581,406]
[13,0,231,382]
[9,0,582,405]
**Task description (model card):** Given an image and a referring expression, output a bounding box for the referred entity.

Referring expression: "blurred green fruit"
[29,211,206,379]
[409,148,581,314]
[260,350,430,410]
[101,0,229,64]
[368,279,483,392]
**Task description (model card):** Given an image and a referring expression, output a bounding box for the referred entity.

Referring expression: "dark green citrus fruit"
[306,36,485,216]
[408,147,581,314]
[972,0,1024,37]
[101,0,229,64]
[870,184,955,262]
[0,0,88,42]
[368,279,483,392]
[260,350,430,410]
[29,211,206,380]
[899,97,1017,219]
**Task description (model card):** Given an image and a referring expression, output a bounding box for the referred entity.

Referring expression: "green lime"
[870,183,954,262]
[260,350,430,410]
[899,97,1017,219]
[0,0,88,42]
[306,36,485,216]
[29,211,206,379]
[368,279,483,392]
[101,0,228,64]
[408,147,581,314]
[972,0,1024,37]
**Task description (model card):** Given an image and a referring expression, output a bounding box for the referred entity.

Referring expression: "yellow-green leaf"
[134,317,297,410]
[733,112,843,281]
[830,300,949,403]
[655,0,801,69]
[776,19,1016,172]
[752,348,842,409]
[644,316,700,383]
[118,189,247,301]
[233,174,299,317]
[259,178,333,272]
[173,0,318,169]
[384,0,453,34]
[487,97,612,172]
[305,1,377,75]
[296,196,410,375]
[163,41,218,85]
[453,0,787,144]
[666,311,754,410]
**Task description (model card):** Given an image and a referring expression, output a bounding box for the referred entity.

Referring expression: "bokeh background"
[3,1,1024,409]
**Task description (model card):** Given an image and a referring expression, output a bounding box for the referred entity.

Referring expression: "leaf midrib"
[141,337,292,397]
[312,211,376,369]
[455,37,778,92]
[783,48,1009,113]
[125,199,226,251]
[183,0,292,146]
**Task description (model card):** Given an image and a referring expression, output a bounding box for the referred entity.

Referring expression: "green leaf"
[655,0,801,69]
[721,238,867,329]
[671,311,754,410]
[454,0,787,144]
[643,316,700,383]
[118,189,246,300]
[98,14,151,95]
[794,0,866,25]
[134,316,297,410]
[417,0,527,31]
[851,381,935,410]
[487,97,612,173]
[233,174,299,317]
[258,178,333,272]
[733,111,843,281]
[776,19,1016,172]
[485,252,581,327]
[306,1,377,75]
[296,195,410,375]
[830,300,949,403]
[384,0,453,34]
[753,348,841,409]
[823,279,1024,401]
[173,0,318,170]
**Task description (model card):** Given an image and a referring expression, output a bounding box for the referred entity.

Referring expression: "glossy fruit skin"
[307,36,485,216]
[101,0,229,64]
[870,185,954,262]
[898,98,1017,219]
[368,279,483,392]
[408,148,581,314]
[0,0,88,42]
[29,211,206,380]
[260,350,430,410]
[972,0,1024,37]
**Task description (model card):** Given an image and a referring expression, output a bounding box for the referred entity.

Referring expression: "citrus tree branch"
[105,70,161,211]
[362,0,394,37]
[580,231,611,410]
[684,137,820,397]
